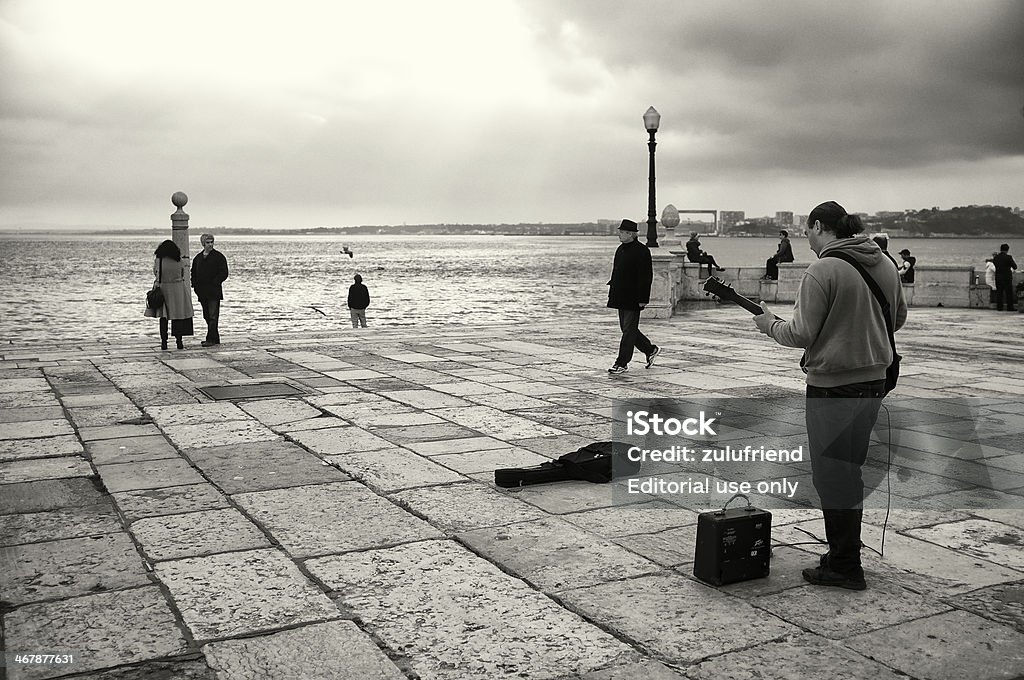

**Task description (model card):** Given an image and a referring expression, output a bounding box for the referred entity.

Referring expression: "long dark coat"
[191,248,229,301]
[607,238,653,310]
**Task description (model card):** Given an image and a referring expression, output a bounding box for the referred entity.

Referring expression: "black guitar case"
[494,441,640,488]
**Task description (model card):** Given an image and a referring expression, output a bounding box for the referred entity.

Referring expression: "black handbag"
[147,259,165,310]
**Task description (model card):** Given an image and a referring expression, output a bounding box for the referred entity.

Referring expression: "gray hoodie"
[768,235,907,388]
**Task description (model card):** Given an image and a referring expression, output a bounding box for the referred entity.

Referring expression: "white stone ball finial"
[171,192,188,208]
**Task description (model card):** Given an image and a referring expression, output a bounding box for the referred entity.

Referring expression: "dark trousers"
[200,298,221,343]
[616,308,654,367]
[806,380,885,574]
[995,278,1016,311]
[765,256,779,280]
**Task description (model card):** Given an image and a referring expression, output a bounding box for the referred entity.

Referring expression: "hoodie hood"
[818,235,883,267]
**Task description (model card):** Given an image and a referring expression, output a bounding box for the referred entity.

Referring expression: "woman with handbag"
[144,240,194,350]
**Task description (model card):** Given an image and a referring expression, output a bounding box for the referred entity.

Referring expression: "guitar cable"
[771,402,893,560]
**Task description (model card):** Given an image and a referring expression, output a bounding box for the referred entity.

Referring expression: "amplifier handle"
[719,493,752,513]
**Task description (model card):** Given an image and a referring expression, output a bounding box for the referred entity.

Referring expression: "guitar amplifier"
[693,503,772,586]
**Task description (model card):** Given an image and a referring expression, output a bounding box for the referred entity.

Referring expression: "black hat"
[618,219,638,232]
[898,249,911,256]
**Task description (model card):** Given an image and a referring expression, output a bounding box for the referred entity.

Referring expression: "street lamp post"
[643,106,661,247]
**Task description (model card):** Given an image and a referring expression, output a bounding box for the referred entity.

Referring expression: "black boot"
[175,336,184,350]
[159,318,169,350]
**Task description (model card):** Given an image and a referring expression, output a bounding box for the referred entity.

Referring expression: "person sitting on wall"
[763,230,795,280]
[685,232,725,277]
[897,249,916,284]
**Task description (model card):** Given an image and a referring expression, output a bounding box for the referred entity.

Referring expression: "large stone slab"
[131,508,271,561]
[459,516,660,591]
[78,423,163,441]
[0,419,75,440]
[403,436,510,456]
[684,632,908,680]
[96,458,206,493]
[112,484,232,522]
[0,435,84,462]
[611,526,699,568]
[0,502,122,546]
[202,620,405,680]
[0,406,65,423]
[159,420,279,449]
[559,573,797,664]
[429,405,566,439]
[2,586,190,680]
[238,398,324,426]
[305,540,636,679]
[845,609,1024,680]
[502,478,653,515]
[325,448,465,493]
[60,392,133,408]
[947,581,1024,633]
[368,422,484,445]
[559,502,699,538]
[234,482,441,558]
[379,389,473,409]
[185,440,347,493]
[145,402,251,426]
[66,404,145,428]
[753,579,951,639]
[0,532,149,604]
[429,446,549,475]
[288,426,395,455]
[85,435,180,465]
[157,548,339,642]
[0,391,59,408]
[0,477,106,515]
[0,456,93,485]
[905,518,1024,571]
[390,483,547,532]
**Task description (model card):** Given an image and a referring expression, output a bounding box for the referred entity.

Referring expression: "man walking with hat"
[606,219,659,374]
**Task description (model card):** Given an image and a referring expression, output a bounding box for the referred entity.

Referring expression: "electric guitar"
[702,276,783,319]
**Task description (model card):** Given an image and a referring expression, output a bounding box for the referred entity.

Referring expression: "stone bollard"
[171,192,190,262]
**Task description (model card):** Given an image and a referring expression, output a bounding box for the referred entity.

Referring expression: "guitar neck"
[728,292,765,316]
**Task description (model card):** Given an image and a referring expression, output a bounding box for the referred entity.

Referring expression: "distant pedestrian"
[763,230,795,280]
[145,240,194,350]
[871,233,899,270]
[984,254,997,304]
[347,274,370,328]
[685,232,726,277]
[191,233,229,347]
[992,243,1017,311]
[897,249,916,284]
[606,219,659,374]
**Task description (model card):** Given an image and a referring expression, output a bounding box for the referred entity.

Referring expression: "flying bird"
[341,245,354,258]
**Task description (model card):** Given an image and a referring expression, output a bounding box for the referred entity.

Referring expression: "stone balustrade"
[646,252,1023,319]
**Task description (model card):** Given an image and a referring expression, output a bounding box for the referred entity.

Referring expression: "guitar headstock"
[702,276,734,302]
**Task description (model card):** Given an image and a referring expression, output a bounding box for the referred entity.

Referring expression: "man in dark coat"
[763,229,795,280]
[606,219,659,374]
[191,233,229,346]
[992,243,1018,312]
[347,274,370,328]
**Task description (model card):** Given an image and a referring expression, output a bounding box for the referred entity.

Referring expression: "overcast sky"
[2,0,1022,229]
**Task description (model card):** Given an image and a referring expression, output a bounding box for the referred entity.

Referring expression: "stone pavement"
[1,305,1023,680]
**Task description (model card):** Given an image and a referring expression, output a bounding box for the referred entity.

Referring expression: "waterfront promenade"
[2,305,1023,679]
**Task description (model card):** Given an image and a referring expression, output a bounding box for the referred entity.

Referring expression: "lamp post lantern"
[643,106,661,247]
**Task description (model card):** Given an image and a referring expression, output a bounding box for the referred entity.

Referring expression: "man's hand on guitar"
[754,302,777,335]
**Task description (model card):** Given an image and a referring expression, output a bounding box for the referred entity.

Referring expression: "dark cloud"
[521,0,1024,175]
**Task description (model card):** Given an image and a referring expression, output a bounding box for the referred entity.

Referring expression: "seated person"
[685,232,725,275]
[897,249,916,284]
[763,229,794,280]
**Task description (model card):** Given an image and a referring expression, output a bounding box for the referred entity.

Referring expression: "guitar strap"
[800,251,899,374]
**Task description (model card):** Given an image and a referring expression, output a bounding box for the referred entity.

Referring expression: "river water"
[0,233,1013,343]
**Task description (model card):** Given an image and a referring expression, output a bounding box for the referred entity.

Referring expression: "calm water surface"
[0,233,1014,344]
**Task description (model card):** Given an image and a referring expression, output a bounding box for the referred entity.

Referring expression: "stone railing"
[646,252,1021,319]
